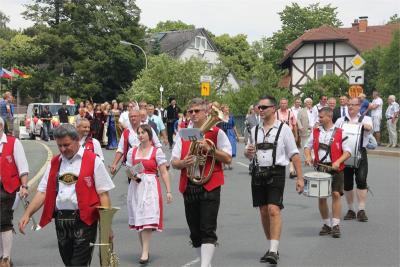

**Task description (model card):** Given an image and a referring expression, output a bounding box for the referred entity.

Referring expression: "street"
[12,140,400,267]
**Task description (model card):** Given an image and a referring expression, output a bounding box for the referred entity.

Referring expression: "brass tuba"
[187,105,225,185]
[90,206,120,267]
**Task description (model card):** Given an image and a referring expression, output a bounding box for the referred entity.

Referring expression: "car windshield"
[47,105,76,115]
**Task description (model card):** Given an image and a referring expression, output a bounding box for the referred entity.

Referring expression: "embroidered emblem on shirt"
[84,176,92,187]
[6,155,13,163]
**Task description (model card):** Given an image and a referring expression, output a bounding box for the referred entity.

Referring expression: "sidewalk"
[367,145,400,157]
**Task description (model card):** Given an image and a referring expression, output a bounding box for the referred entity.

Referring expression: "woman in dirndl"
[219,104,239,169]
[125,124,173,264]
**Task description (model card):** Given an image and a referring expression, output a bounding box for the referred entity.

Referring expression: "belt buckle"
[58,173,78,185]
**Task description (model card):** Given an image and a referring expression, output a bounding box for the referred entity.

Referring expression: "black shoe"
[344,209,356,220]
[265,251,279,264]
[319,224,332,236]
[357,210,368,222]
[260,250,269,263]
[139,254,149,264]
[331,225,341,238]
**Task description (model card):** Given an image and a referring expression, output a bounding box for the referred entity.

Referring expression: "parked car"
[25,103,76,140]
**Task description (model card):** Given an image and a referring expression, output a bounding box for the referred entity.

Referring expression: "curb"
[26,141,53,190]
[367,149,400,157]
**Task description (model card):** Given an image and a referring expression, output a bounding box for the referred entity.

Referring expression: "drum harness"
[251,122,285,186]
[315,127,338,174]
[341,116,374,196]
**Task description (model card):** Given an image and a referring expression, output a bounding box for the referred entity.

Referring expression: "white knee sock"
[270,240,279,253]
[201,243,215,267]
[1,231,13,258]
[323,218,331,227]
[332,218,340,226]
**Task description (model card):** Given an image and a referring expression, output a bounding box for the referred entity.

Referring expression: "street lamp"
[159,85,164,106]
[119,40,148,69]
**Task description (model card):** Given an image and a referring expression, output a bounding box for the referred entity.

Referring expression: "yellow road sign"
[201,82,210,96]
[348,85,363,98]
[350,54,366,69]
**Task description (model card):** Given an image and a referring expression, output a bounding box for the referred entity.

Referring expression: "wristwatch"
[21,185,29,190]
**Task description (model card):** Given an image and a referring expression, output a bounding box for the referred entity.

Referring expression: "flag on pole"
[11,68,26,77]
[0,68,13,79]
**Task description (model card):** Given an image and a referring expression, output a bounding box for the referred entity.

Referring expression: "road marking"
[180,257,200,267]
[236,161,249,168]
[27,141,53,189]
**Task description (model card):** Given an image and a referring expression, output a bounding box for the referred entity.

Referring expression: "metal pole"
[119,41,148,69]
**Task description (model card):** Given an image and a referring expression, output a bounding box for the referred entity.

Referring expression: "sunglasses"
[258,105,274,110]
[188,109,203,114]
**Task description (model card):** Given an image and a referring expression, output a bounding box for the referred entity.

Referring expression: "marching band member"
[335,97,373,222]
[171,98,232,267]
[245,96,304,264]
[76,118,104,161]
[304,107,351,238]
[19,124,115,266]
[125,124,172,264]
[0,118,29,267]
[109,109,161,175]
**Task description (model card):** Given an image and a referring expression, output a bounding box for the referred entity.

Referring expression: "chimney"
[358,16,368,32]
[352,19,359,29]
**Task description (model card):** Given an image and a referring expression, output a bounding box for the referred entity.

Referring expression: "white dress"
[126,146,167,231]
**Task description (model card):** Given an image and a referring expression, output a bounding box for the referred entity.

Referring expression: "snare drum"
[303,172,332,198]
[341,123,363,168]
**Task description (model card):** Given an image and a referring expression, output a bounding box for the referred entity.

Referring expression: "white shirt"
[171,128,232,160]
[371,97,383,117]
[335,115,373,148]
[0,134,29,182]
[290,106,301,120]
[126,146,167,168]
[385,102,399,119]
[79,136,104,161]
[305,125,352,163]
[38,147,115,210]
[117,127,162,154]
[119,111,130,128]
[311,103,327,127]
[250,121,299,167]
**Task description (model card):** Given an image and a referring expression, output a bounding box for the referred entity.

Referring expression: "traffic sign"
[349,70,364,85]
[350,54,366,69]
[348,85,363,98]
[201,82,210,96]
[200,75,212,83]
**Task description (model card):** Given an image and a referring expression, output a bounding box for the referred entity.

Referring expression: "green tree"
[259,3,342,65]
[149,20,195,33]
[362,47,384,96]
[122,54,208,108]
[301,74,349,103]
[388,14,400,24]
[18,0,145,102]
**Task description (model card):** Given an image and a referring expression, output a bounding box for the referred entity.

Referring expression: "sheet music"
[179,128,204,141]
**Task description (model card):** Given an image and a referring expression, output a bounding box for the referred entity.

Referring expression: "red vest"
[1,136,21,193]
[179,127,224,193]
[122,128,130,162]
[39,150,100,228]
[83,136,94,153]
[312,127,345,171]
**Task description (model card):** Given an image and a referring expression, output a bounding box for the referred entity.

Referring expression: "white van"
[25,103,76,139]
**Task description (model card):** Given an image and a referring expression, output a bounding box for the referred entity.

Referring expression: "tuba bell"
[187,105,226,185]
[90,206,120,267]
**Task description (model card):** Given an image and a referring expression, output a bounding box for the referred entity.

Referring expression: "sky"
[1,0,399,42]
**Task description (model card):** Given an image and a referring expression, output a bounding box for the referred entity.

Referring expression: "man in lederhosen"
[19,124,114,266]
[335,97,373,222]
[0,117,29,267]
[171,98,232,267]
[76,118,104,161]
[245,96,304,264]
[109,109,161,176]
[304,107,351,238]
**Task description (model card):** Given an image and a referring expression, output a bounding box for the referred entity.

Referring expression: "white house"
[279,17,399,95]
[150,28,240,91]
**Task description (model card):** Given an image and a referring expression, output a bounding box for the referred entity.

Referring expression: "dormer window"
[195,36,207,50]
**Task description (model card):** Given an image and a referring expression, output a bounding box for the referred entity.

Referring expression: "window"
[195,36,207,50]
[316,63,333,79]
